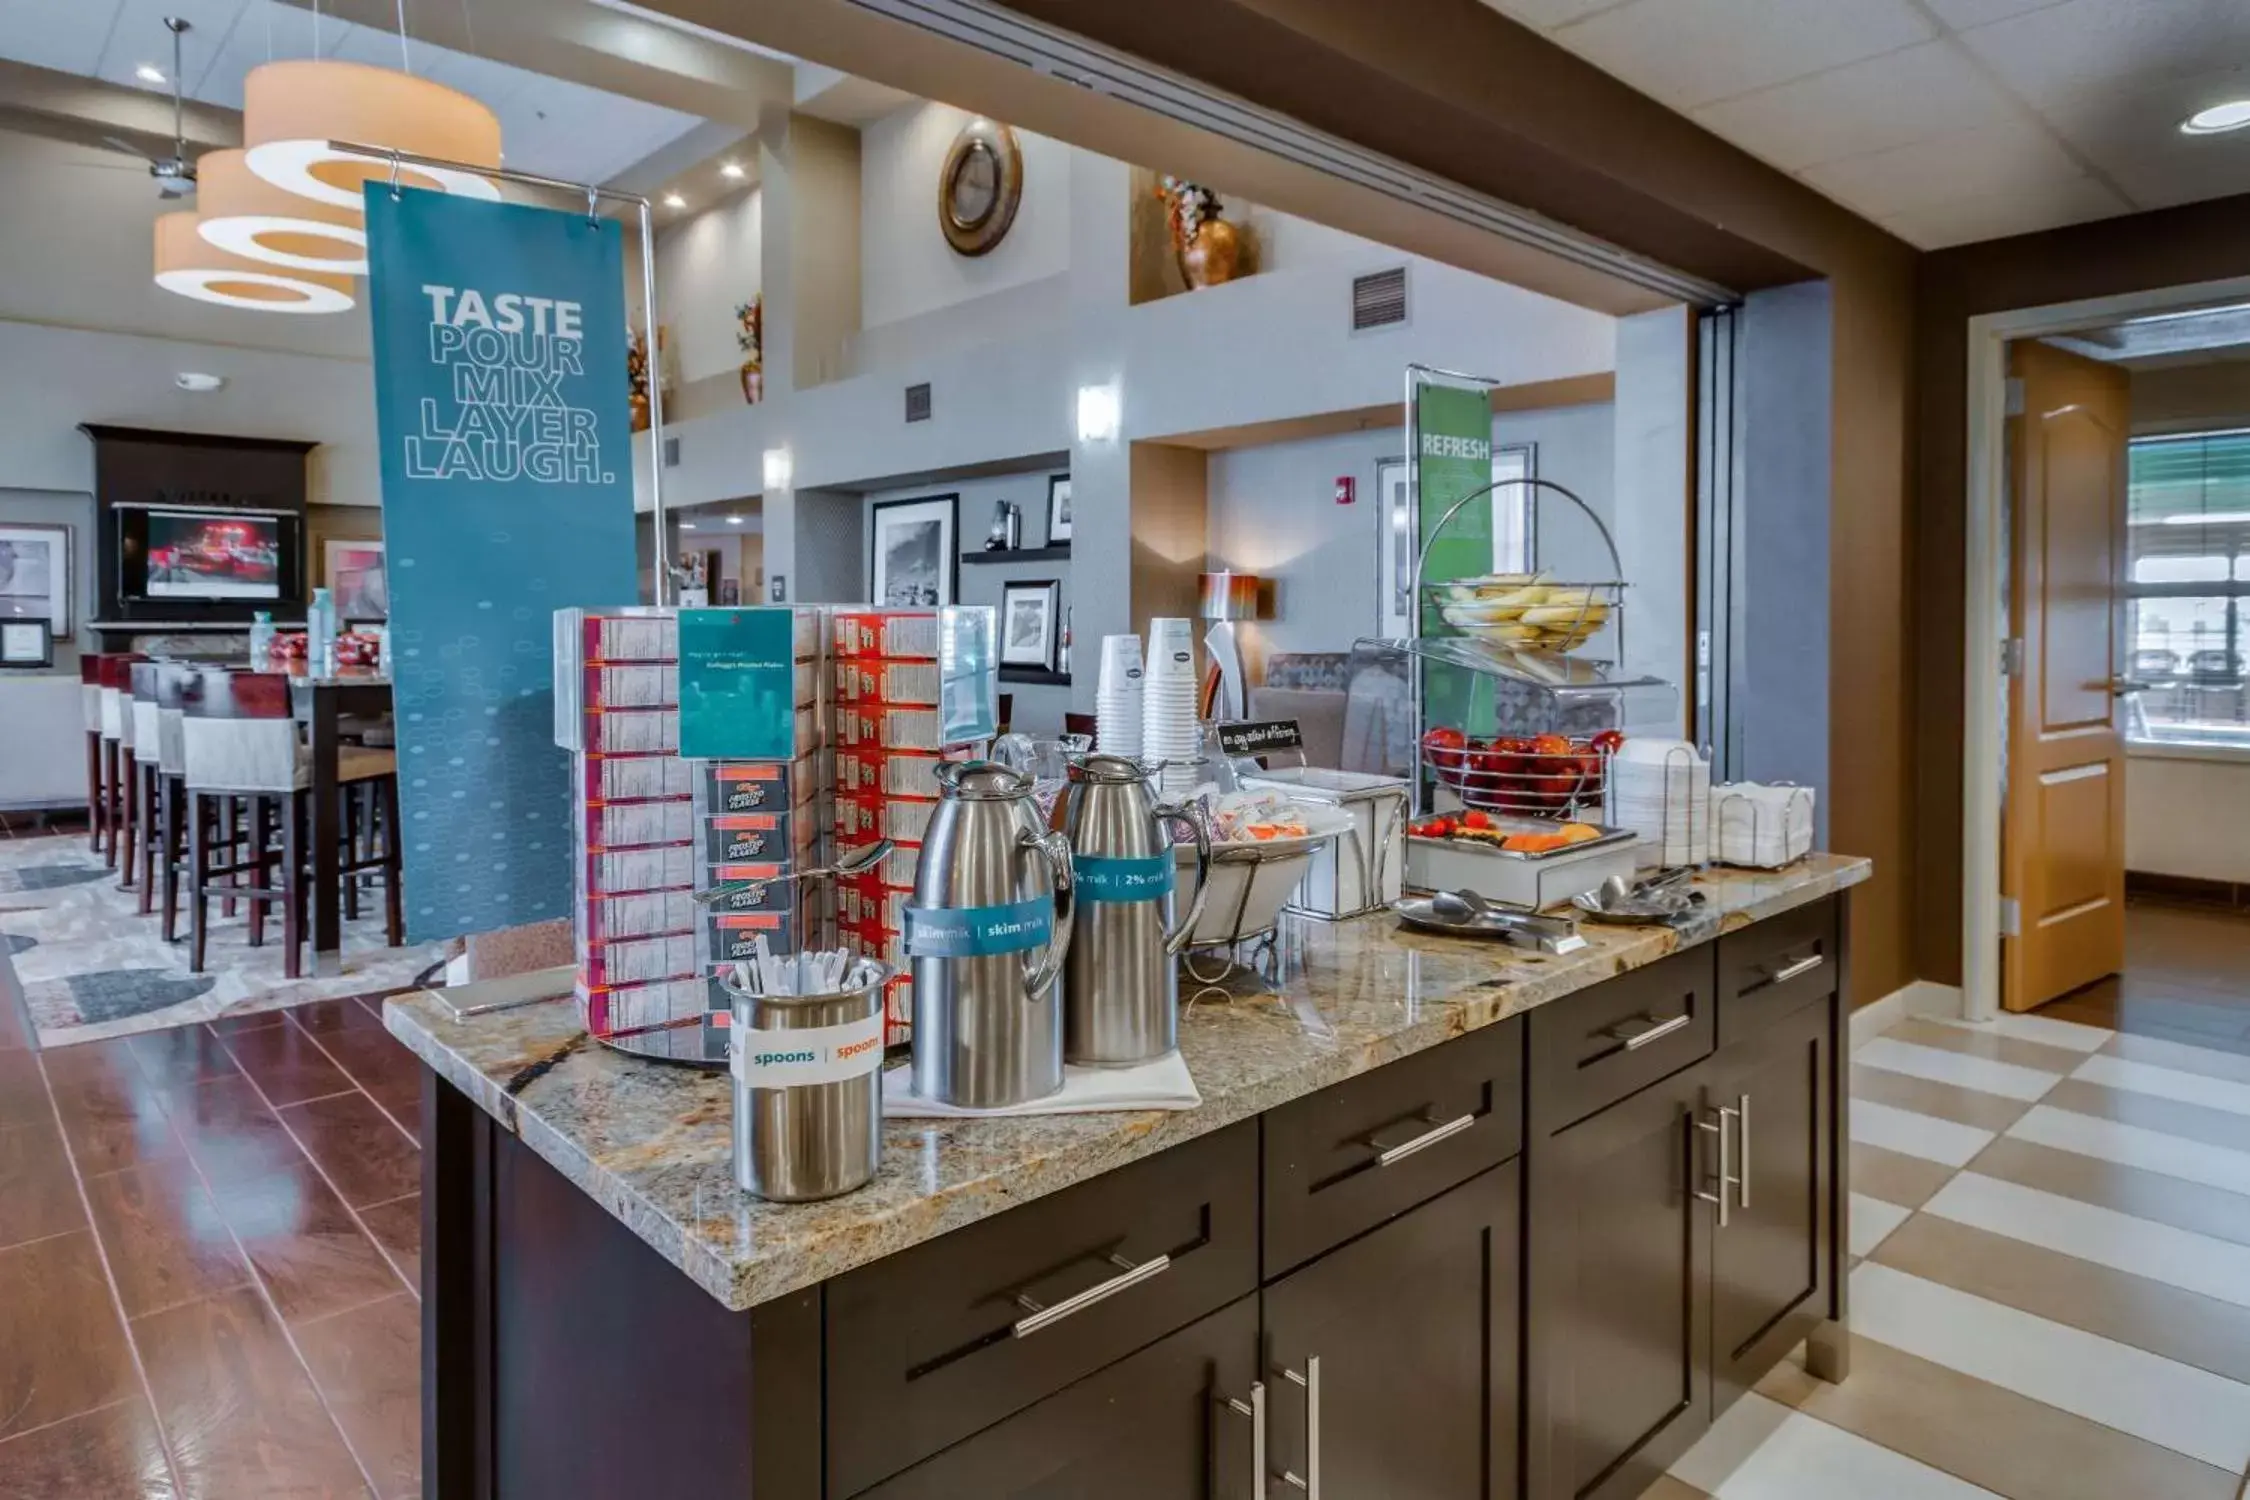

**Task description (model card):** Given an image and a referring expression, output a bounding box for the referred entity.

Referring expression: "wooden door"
[1707,1001,1832,1413]
[1264,1162,1521,1500]
[1527,1070,1711,1500]
[2004,340,2131,1011]
[854,1294,1261,1500]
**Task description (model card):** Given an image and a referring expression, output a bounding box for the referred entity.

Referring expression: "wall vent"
[663,436,681,468]
[1351,267,1409,332]
[905,382,933,422]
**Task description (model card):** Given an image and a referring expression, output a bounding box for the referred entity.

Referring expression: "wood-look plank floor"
[1667,898,2250,1500]
[0,877,421,1500]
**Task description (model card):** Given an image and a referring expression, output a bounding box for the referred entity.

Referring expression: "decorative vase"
[629,391,651,433]
[740,364,763,405]
[1179,218,1243,289]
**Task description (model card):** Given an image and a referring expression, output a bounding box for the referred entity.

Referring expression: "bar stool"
[182,670,305,974]
[94,655,142,870]
[134,664,191,929]
[80,656,106,854]
[337,746,404,947]
[180,671,404,973]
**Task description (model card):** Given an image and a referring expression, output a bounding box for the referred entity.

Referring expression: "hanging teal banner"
[364,186,637,943]
[679,608,797,761]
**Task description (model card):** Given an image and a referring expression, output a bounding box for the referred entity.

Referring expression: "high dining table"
[285,669,394,976]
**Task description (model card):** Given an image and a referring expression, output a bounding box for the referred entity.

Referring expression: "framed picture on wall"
[0,523,70,641]
[1491,442,1538,576]
[0,618,53,668]
[1375,457,1411,639]
[322,537,388,621]
[869,494,959,606]
[999,579,1061,669]
[1045,474,1073,544]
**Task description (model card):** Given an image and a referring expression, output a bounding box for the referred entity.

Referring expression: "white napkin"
[882,1051,1201,1117]
[1716,783,1814,868]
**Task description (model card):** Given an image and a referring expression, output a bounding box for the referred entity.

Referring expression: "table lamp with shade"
[1198,570,1261,721]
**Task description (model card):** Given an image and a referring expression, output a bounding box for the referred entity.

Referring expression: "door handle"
[1737,1093,1751,1210]
[1010,1252,1170,1337]
[2109,677,2153,696]
[1695,1103,1741,1228]
[1221,1382,1264,1500]
[1278,1357,1321,1497]
[1366,1111,1476,1167]
[1605,1011,1691,1051]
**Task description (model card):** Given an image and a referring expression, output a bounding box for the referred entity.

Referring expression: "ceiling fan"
[103,17,200,198]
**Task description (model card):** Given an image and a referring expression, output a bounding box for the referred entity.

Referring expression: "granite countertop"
[385,854,1870,1311]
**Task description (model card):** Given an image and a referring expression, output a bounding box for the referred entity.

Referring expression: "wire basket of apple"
[1419,727,1623,819]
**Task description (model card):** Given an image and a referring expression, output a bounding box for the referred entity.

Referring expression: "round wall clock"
[937,118,1023,257]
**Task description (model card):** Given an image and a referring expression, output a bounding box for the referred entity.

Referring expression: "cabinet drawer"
[825,1120,1258,1498]
[1717,897,1839,1044]
[1262,1016,1522,1278]
[1530,947,1714,1134]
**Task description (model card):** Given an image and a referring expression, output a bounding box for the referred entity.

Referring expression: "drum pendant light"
[195,148,368,275]
[154,211,355,313]
[242,58,502,210]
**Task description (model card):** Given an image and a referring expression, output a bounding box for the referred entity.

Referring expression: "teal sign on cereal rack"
[678,608,798,761]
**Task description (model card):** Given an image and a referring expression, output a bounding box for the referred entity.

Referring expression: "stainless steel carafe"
[1059,754,1211,1067]
[908,761,1077,1108]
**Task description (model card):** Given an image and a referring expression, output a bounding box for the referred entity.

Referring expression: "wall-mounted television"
[117,504,301,605]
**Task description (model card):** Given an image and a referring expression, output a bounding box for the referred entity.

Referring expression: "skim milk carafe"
[906,761,1076,1107]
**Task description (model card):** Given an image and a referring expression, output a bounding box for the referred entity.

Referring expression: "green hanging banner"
[1413,381,1494,634]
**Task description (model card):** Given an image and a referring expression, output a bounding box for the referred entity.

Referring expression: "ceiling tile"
[1801,117,2089,219]
[1953,0,2250,105]
[1878,173,2127,247]
[1474,0,1636,29]
[1552,0,1935,110]
[2032,64,2250,210]
[186,2,359,110]
[1691,40,2018,172]
[1922,0,2071,28]
[0,0,125,75]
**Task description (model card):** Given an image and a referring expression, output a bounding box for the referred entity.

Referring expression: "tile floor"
[1670,906,2250,1500]
[0,960,421,1499]
[2,883,2248,1498]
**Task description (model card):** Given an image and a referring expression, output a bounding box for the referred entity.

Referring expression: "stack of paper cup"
[1096,635,1146,757]
[1141,618,1202,798]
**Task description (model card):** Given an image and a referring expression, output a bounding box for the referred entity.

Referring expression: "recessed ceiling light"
[727,514,744,524]
[719,161,744,181]
[680,521,698,531]
[2181,100,2250,135]
[175,371,225,392]
[136,63,167,85]
[663,192,687,209]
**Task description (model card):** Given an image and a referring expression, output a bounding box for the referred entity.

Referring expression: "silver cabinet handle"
[1771,953,1823,984]
[1695,1103,1741,1228]
[1010,1252,1170,1337]
[1279,1357,1321,1497]
[1371,1112,1476,1167]
[1737,1093,1752,1209]
[1606,1012,1692,1051]
[1223,1381,1264,1499]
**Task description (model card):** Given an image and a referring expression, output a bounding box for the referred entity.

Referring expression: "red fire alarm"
[1334,475,1355,506]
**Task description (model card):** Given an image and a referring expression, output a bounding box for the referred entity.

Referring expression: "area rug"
[0,835,449,1049]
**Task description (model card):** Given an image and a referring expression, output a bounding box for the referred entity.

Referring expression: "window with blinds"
[2127,428,2250,748]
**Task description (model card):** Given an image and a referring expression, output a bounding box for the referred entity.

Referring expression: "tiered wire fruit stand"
[1358,476,1681,909]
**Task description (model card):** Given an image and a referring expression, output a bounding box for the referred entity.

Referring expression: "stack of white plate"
[1141,617,1202,797]
[1609,738,1711,866]
[1096,634,1145,757]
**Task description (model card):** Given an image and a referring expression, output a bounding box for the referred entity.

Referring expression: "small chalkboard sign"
[1216,719,1304,757]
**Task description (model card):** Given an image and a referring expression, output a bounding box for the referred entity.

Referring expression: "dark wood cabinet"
[1708,998,1834,1413]
[1264,1161,1521,1500]
[856,1295,1262,1500]
[1528,1067,1712,1500]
